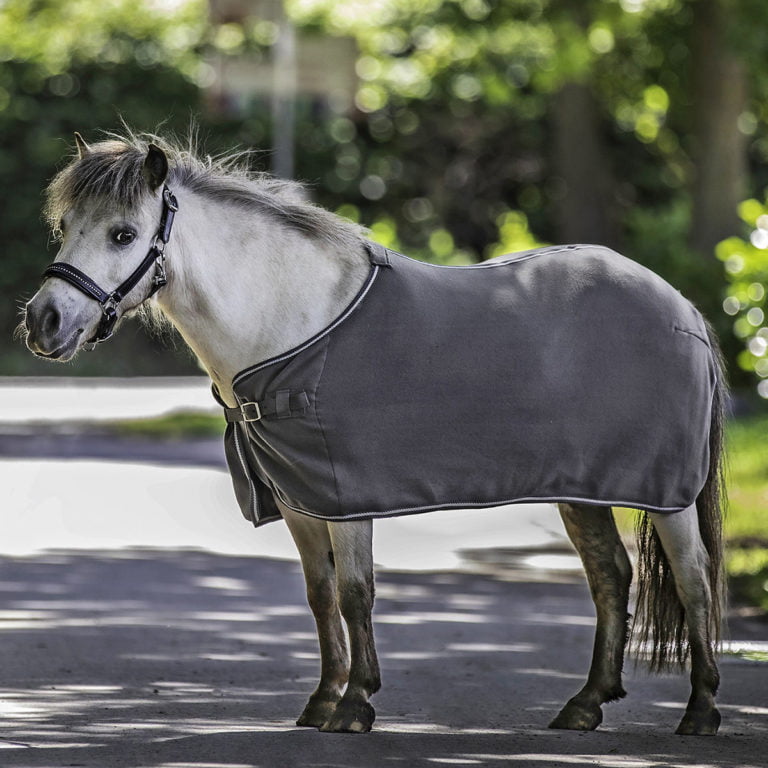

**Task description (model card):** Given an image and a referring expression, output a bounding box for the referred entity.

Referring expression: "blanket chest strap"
[224,390,310,423]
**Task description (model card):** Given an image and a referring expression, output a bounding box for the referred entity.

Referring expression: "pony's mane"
[44,130,366,251]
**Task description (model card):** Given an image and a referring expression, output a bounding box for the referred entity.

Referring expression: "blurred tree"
[284,0,768,382]
[688,0,748,259]
[2,0,767,384]
[0,0,211,375]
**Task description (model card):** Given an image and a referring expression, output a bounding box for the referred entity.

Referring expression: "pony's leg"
[320,519,381,733]
[280,505,349,728]
[550,502,632,731]
[649,504,721,735]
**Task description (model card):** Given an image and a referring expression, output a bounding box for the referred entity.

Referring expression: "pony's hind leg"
[280,505,350,728]
[649,504,721,735]
[320,519,381,733]
[550,502,632,731]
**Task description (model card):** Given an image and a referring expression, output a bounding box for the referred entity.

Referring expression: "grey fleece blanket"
[216,243,717,527]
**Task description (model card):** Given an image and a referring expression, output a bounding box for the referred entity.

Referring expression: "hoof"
[549,700,603,731]
[319,699,375,733]
[675,707,721,736]
[296,694,340,728]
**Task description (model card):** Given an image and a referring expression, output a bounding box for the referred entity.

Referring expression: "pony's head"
[25,133,172,360]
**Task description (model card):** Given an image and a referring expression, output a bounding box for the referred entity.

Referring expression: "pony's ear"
[143,143,168,190]
[74,132,90,159]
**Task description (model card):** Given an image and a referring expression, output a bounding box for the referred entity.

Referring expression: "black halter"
[42,185,179,344]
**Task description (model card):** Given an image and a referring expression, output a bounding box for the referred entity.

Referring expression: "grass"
[724,413,768,612]
[108,411,225,438]
[726,413,768,543]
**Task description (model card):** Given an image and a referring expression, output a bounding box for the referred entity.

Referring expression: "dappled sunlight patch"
[516,668,584,681]
[157,765,257,768]
[382,650,440,660]
[522,553,582,571]
[290,651,320,661]
[191,611,266,622]
[376,611,492,625]
[377,722,512,736]
[445,593,494,610]
[375,582,435,601]
[125,651,270,663]
[447,642,537,653]
[157,764,255,768]
[200,652,272,662]
[523,613,593,627]
[193,576,254,593]
[717,704,768,717]
[472,757,701,768]
[226,631,304,645]
[0,675,302,748]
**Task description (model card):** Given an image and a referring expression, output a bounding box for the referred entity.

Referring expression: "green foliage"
[4,0,768,380]
[717,200,768,396]
[0,0,211,376]
[728,548,768,614]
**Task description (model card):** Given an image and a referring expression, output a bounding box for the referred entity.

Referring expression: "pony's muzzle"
[24,292,84,360]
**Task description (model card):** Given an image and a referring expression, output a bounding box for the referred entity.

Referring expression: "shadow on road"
[0,549,763,767]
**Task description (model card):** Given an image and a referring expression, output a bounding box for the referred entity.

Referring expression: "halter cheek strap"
[42,185,179,344]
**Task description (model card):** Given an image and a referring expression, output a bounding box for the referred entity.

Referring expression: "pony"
[23,132,726,736]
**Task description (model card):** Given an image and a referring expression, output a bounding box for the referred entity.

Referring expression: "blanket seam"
[673,324,711,347]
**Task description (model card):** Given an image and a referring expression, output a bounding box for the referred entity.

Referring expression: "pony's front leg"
[649,504,721,735]
[280,505,349,728]
[320,519,381,733]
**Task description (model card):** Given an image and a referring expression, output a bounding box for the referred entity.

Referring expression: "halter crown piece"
[42,185,179,344]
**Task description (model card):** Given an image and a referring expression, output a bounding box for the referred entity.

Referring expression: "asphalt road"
[0,550,764,768]
[0,425,765,766]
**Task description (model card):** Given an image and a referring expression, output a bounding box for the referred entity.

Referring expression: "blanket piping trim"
[233,421,259,523]
[269,484,693,521]
[232,264,381,388]
[231,243,595,389]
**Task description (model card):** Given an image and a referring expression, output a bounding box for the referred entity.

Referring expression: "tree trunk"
[688,0,748,258]
[551,81,620,249]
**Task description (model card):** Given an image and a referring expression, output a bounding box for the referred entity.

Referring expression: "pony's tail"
[632,320,727,671]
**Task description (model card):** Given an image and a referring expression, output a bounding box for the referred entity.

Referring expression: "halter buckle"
[92,297,118,344]
[152,253,168,290]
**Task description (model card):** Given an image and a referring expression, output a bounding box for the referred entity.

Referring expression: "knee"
[306,576,338,619]
[337,576,374,623]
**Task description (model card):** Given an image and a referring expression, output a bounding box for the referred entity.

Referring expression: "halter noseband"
[42,185,179,344]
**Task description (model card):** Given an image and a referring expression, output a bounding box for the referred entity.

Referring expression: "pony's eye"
[112,229,136,246]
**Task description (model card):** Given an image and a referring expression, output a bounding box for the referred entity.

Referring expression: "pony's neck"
[155,189,370,406]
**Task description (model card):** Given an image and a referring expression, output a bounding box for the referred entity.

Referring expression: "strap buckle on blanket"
[240,402,262,422]
[224,390,310,424]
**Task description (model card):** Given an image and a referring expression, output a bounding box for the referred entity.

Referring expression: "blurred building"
[206,0,357,116]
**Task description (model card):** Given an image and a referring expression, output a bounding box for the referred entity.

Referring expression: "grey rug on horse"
[217,243,717,527]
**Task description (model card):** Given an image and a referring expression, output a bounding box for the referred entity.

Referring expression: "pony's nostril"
[27,299,62,341]
[41,305,61,337]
